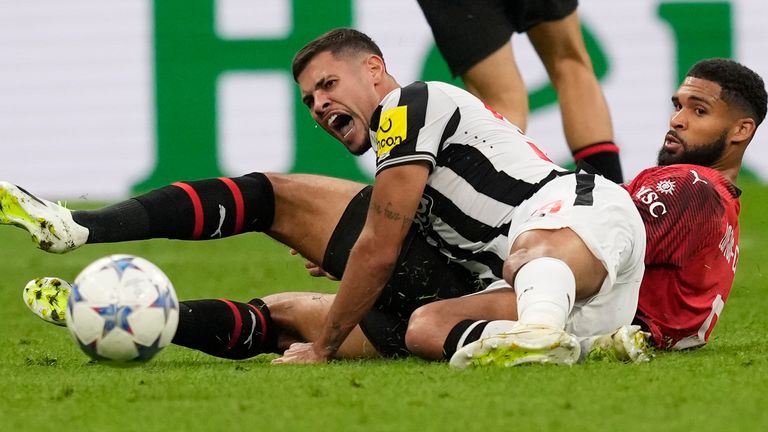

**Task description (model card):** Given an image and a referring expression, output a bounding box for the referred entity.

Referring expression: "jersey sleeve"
[373,82,459,174]
[627,167,725,266]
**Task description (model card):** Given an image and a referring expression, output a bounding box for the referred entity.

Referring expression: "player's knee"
[404,305,441,358]
[504,231,572,285]
[503,246,562,285]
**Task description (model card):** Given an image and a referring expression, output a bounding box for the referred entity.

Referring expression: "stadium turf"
[1,180,767,432]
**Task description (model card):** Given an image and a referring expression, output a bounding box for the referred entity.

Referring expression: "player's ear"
[366,54,386,83]
[730,117,757,145]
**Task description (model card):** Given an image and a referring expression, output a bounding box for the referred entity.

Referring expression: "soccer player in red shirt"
[407,58,766,365]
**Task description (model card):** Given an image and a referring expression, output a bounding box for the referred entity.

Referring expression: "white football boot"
[450,323,581,369]
[0,181,88,253]
[583,325,653,363]
[23,277,72,326]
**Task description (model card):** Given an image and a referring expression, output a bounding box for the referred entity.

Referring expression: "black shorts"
[417,0,578,76]
[323,186,486,357]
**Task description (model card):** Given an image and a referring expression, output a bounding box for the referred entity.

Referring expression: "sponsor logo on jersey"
[376,105,407,157]
[656,179,675,195]
[635,185,668,218]
[690,169,708,185]
[531,200,563,217]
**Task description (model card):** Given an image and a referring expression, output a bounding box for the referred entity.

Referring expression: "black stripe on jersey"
[423,184,510,243]
[437,144,568,206]
[456,250,504,279]
[396,82,429,152]
[437,108,461,154]
[418,185,507,277]
[417,217,506,279]
[369,105,382,134]
[574,173,596,206]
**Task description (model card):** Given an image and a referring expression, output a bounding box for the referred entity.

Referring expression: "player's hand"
[272,342,330,364]
[289,249,339,281]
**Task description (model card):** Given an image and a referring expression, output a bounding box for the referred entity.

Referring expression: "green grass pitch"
[1,180,767,432]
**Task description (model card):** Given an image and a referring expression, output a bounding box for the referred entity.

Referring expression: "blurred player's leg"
[0,182,89,253]
[527,11,623,183]
[461,41,529,130]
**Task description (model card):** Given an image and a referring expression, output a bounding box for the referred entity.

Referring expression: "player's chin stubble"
[657,131,727,167]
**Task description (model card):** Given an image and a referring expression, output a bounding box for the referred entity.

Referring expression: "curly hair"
[686,58,767,128]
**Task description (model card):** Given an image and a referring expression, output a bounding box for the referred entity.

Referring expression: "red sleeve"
[626,166,725,266]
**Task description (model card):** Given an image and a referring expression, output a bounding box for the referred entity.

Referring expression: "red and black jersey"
[624,164,741,349]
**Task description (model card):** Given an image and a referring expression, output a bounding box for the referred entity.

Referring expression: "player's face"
[658,77,731,166]
[297,51,381,156]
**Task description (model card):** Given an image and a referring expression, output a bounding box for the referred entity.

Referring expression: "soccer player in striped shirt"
[4,28,645,366]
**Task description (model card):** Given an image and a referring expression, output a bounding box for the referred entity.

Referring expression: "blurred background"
[1,0,767,200]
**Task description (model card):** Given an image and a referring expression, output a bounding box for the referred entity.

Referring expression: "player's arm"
[275,162,429,363]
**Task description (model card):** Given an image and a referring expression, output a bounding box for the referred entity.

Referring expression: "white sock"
[514,257,575,329]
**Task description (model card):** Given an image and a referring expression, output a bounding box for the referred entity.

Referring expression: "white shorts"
[481,173,646,337]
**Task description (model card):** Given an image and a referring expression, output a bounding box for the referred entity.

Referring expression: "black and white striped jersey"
[369,81,569,281]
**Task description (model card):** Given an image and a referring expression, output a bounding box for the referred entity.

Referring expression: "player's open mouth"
[664,133,682,150]
[328,113,354,138]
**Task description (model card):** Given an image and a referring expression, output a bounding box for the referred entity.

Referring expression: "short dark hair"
[292,28,384,81]
[686,58,767,128]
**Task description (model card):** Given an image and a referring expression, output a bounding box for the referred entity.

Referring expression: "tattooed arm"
[274,162,429,363]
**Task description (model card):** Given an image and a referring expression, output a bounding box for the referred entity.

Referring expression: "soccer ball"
[66,254,179,362]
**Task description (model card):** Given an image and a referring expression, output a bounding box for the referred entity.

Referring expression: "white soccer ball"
[66,254,179,362]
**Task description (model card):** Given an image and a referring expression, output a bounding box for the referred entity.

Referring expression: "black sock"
[572,142,624,184]
[73,199,150,243]
[73,172,274,243]
[442,320,489,359]
[172,298,277,359]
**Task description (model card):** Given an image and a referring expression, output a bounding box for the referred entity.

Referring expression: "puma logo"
[211,205,225,238]
[690,169,708,185]
[243,310,257,349]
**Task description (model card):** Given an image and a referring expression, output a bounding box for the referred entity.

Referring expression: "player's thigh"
[408,289,518,339]
[409,288,517,331]
[265,173,367,265]
[417,0,512,77]
[505,174,644,300]
[461,41,528,129]
[405,288,517,358]
[527,10,591,75]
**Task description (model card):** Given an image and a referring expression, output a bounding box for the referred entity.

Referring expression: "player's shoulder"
[634,164,720,180]
[628,164,722,193]
[380,81,457,111]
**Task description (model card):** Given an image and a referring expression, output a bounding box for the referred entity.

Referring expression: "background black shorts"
[323,186,486,357]
[417,0,578,76]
